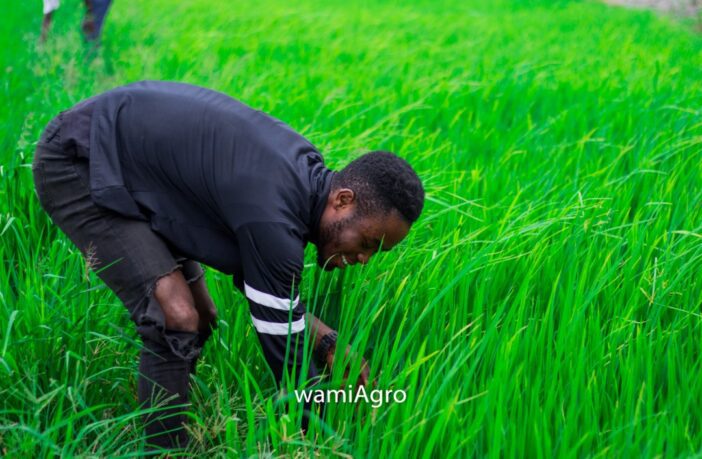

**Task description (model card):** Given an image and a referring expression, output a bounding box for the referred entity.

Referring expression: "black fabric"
[60,96,93,159]
[58,81,331,388]
[32,127,214,451]
[32,118,198,327]
[61,80,334,270]
[234,221,311,383]
[37,82,332,447]
[138,335,192,452]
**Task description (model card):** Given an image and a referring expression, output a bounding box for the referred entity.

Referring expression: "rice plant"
[1,0,701,456]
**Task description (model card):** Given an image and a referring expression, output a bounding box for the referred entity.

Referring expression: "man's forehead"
[364,212,409,247]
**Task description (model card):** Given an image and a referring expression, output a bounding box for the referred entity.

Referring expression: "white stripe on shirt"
[245,282,299,311]
[250,315,305,335]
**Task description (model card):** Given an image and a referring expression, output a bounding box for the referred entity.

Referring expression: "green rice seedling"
[1,0,702,456]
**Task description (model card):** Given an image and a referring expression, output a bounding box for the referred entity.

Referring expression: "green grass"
[2,0,702,456]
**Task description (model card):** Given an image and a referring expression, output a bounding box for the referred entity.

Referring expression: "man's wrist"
[315,331,338,366]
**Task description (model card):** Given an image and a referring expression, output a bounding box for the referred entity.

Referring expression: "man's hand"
[326,343,370,387]
[307,313,371,386]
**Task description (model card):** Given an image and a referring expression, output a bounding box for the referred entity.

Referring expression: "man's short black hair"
[332,151,425,224]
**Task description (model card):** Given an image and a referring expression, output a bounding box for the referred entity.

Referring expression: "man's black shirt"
[61,80,334,383]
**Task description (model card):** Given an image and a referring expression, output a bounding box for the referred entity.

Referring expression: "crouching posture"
[32,81,424,450]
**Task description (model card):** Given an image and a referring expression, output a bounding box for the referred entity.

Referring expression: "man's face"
[316,189,410,270]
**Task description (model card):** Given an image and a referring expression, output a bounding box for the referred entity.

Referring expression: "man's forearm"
[306,312,335,350]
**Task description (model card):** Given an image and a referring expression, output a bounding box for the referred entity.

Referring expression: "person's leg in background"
[82,0,113,42]
[41,0,60,42]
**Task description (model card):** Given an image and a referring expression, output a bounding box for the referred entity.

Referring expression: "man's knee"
[137,305,202,361]
[153,270,200,333]
[163,301,200,333]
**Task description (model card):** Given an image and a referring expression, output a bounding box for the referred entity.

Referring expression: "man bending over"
[32,81,425,450]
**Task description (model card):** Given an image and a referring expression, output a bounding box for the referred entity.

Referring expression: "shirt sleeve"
[234,222,317,385]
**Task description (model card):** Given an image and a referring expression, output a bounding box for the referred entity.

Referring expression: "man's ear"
[334,188,356,209]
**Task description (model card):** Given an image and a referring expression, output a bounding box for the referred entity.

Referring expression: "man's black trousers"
[32,114,210,451]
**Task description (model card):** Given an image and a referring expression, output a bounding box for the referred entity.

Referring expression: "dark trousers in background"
[83,0,113,41]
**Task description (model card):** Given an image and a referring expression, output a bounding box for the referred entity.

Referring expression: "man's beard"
[317,214,356,269]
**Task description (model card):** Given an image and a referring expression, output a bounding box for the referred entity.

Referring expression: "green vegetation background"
[1,0,701,456]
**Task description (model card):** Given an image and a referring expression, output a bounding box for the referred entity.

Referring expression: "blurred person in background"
[41,0,113,43]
